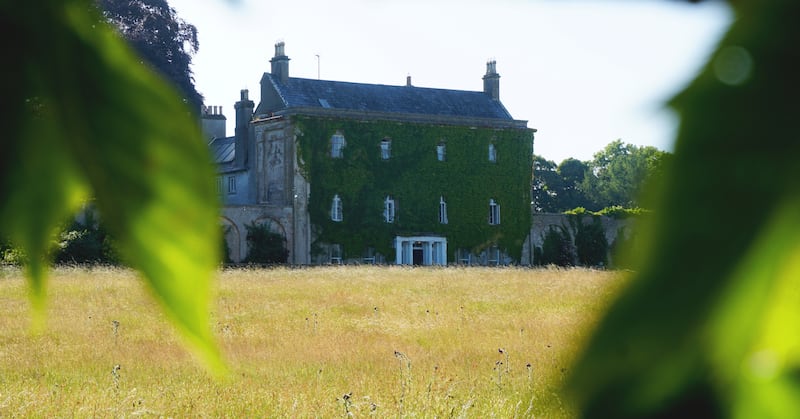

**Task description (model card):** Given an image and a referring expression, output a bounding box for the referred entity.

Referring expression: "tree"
[532,155,565,213]
[580,139,669,209]
[558,158,593,210]
[98,0,204,112]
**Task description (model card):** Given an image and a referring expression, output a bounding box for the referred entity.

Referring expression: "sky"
[169,0,733,162]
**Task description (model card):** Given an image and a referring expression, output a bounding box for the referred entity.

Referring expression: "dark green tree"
[537,225,574,266]
[572,217,608,267]
[558,158,593,210]
[532,155,565,213]
[243,222,289,264]
[98,0,203,112]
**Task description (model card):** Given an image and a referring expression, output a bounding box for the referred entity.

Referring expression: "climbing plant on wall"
[294,116,533,262]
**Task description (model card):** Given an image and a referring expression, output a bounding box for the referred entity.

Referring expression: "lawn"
[0,266,627,417]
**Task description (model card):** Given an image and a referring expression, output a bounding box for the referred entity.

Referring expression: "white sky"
[170,0,733,162]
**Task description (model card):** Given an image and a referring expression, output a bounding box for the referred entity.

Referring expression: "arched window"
[383,196,396,223]
[331,194,343,222]
[380,138,392,160]
[488,198,500,225]
[436,142,446,162]
[488,143,497,163]
[331,133,346,158]
[439,196,448,224]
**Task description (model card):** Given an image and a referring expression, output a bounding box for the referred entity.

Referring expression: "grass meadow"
[0,266,628,417]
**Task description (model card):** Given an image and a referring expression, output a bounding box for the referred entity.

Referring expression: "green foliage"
[565,205,649,219]
[580,140,669,209]
[243,222,289,264]
[1,0,221,371]
[296,116,533,262]
[569,2,800,417]
[572,217,608,267]
[537,226,574,267]
[98,0,203,111]
[54,218,119,265]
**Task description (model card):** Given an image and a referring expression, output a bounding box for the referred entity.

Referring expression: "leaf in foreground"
[568,2,800,417]
[0,0,222,372]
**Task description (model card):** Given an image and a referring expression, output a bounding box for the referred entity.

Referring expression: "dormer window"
[488,143,497,163]
[380,138,392,160]
[331,194,343,222]
[488,198,500,225]
[383,196,396,223]
[436,142,446,162]
[331,133,346,158]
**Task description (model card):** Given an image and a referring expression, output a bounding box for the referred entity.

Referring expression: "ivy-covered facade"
[207,42,535,265]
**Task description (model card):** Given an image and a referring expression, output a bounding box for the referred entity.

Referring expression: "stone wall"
[529,213,639,266]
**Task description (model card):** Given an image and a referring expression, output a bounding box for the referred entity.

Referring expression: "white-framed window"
[436,142,446,162]
[488,143,497,163]
[383,196,396,223]
[331,194,343,222]
[380,138,392,160]
[488,198,500,225]
[331,133,346,158]
[227,176,237,194]
[439,196,448,224]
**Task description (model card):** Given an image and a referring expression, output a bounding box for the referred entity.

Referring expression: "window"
[439,196,448,224]
[436,142,446,161]
[331,194,343,222]
[216,177,223,194]
[488,143,497,163]
[380,138,392,160]
[331,133,345,158]
[227,176,237,194]
[488,198,500,225]
[384,196,396,223]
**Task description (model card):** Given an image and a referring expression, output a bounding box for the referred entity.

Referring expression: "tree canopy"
[98,0,203,112]
[533,140,669,213]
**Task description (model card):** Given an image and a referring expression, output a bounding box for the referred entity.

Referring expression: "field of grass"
[0,266,627,417]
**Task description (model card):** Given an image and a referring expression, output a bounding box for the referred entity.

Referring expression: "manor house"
[205,42,535,265]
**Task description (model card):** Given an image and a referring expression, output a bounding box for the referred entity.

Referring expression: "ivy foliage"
[294,116,533,262]
[1,0,222,372]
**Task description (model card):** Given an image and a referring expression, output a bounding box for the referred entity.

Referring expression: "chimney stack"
[200,105,226,140]
[270,41,290,84]
[406,75,412,87]
[234,89,255,168]
[483,60,500,100]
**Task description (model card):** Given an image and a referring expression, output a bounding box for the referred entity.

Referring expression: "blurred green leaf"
[569,1,800,417]
[0,0,222,372]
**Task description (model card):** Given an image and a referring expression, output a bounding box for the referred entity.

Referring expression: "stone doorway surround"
[394,235,447,266]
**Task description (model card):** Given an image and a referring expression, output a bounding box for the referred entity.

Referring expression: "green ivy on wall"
[294,115,533,262]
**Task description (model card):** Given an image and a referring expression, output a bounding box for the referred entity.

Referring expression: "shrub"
[574,217,608,267]
[538,225,574,266]
[243,222,288,264]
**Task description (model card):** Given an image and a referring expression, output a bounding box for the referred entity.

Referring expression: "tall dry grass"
[0,265,627,417]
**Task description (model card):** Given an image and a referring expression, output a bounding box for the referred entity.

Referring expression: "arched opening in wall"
[244,217,289,264]
[220,217,240,263]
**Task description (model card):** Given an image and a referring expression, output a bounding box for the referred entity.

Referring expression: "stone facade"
[206,42,535,265]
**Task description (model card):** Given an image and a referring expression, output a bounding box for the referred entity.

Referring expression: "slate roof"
[209,136,235,165]
[258,74,515,121]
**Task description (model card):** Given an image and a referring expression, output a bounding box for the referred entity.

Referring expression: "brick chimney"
[270,41,290,84]
[483,60,500,100]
